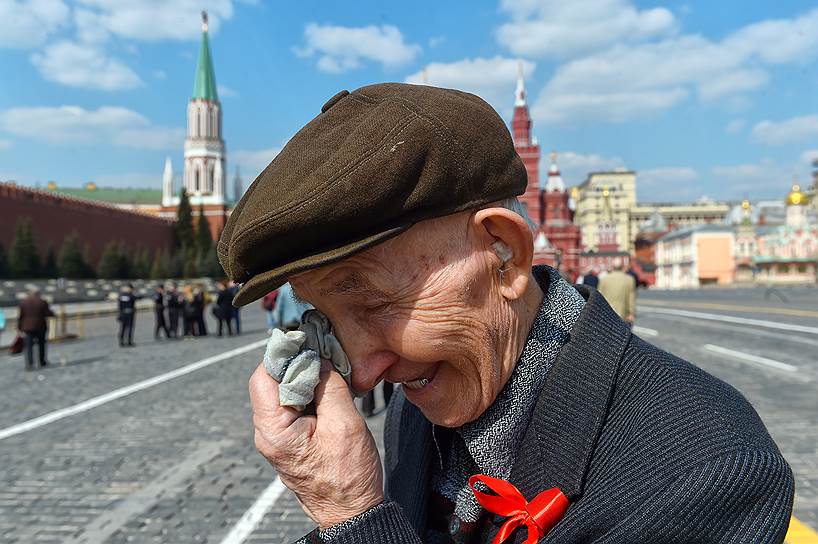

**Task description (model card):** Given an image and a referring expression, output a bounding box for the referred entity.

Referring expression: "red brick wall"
[1,183,175,268]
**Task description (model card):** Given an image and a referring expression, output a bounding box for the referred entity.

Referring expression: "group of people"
[117,280,242,347]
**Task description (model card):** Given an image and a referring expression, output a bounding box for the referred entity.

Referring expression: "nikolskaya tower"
[162,11,229,237]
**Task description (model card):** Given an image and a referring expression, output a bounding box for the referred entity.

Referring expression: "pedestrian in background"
[598,257,636,326]
[215,281,234,336]
[272,282,312,331]
[228,280,241,335]
[193,285,208,336]
[182,285,197,337]
[0,307,5,347]
[581,267,600,288]
[261,289,279,334]
[166,282,181,338]
[17,287,54,370]
[117,283,138,347]
[152,284,170,340]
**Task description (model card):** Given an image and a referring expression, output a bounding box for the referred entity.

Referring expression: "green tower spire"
[192,11,218,101]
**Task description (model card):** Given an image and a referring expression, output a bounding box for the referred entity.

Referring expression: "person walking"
[598,257,636,326]
[182,285,197,338]
[17,287,54,370]
[117,283,138,347]
[152,284,170,339]
[581,267,600,288]
[193,285,208,336]
[228,281,241,335]
[215,281,234,336]
[165,282,181,338]
[272,282,312,331]
[261,289,279,333]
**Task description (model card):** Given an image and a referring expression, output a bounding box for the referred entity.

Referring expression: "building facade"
[655,225,736,289]
[573,171,636,253]
[753,184,818,284]
[511,66,582,275]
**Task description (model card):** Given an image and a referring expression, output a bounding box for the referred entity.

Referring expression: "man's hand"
[249,359,384,529]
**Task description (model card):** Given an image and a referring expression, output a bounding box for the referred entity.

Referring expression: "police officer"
[152,284,170,339]
[165,282,181,338]
[118,283,139,347]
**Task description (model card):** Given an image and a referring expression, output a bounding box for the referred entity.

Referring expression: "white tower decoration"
[161,156,174,206]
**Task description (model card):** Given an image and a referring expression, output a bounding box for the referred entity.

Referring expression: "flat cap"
[219,82,527,307]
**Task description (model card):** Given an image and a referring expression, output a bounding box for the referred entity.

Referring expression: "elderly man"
[218,84,792,543]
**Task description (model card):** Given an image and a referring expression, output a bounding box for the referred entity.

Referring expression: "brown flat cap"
[219,82,526,307]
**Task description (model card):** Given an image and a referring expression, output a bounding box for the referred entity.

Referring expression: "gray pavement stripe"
[648,314,818,349]
[64,440,233,544]
[0,338,268,442]
[638,307,818,335]
[703,344,800,373]
[219,477,288,544]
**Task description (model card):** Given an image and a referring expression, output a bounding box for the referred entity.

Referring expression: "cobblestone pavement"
[0,288,815,542]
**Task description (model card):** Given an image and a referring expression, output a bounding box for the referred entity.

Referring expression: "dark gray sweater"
[297,278,794,543]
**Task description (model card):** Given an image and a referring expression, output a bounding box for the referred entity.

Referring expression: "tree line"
[0,189,224,280]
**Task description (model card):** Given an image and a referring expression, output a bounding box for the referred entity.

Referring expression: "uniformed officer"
[117,283,139,347]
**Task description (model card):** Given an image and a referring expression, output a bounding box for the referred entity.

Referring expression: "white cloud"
[0,0,70,49]
[296,23,420,73]
[725,119,746,134]
[710,159,799,198]
[497,0,676,59]
[72,0,235,42]
[218,84,238,97]
[637,167,699,199]
[752,115,818,145]
[523,8,818,125]
[31,41,142,90]
[800,149,818,165]
[405,57,535,116]
[0,139,12,150]
[0,105,182,150]
[555,151,625,185]
[232,147,281,177]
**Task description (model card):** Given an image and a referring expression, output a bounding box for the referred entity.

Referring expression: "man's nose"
[349,349,400,392]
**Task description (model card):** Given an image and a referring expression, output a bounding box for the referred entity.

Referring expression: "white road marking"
[219,477,288,544]
[633,326,659,337]
[0,339,268,442]
[648,314,818,348]
[638,307,818,336]
[703,344,799,373]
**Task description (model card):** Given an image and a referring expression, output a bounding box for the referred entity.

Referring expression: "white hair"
[498,196,537,233]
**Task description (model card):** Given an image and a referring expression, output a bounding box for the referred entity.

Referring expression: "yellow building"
[573,170,636,253]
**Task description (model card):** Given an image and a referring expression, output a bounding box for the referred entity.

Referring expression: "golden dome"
[741,198,750,210]
[46,181,57,190]
[602,185,610,198]
[786,184,808,206]
[570,186,579,199]
[85,181,97,191]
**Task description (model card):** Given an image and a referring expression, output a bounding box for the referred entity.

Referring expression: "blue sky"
[2,0,818,203]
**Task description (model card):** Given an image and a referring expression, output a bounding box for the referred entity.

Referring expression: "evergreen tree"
[98,241,124,279]
[43,243,58,278]
[0,243,7,279]
[203,246,225,278]
[175,188,195,250]
[9,217,41,278]
[168,249,184,279]
[134,247,150,278]
[150,249,166,280]
[196,204,212,259]
[57,233,90,279]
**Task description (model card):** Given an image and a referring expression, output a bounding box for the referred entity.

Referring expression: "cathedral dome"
[786,184,808,206]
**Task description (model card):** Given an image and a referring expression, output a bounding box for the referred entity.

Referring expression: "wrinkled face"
[290,211,520,427]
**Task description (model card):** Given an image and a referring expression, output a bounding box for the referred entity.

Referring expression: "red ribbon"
[468,474,568,544]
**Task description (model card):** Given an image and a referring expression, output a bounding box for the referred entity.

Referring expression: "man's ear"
[470,207,534,300]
